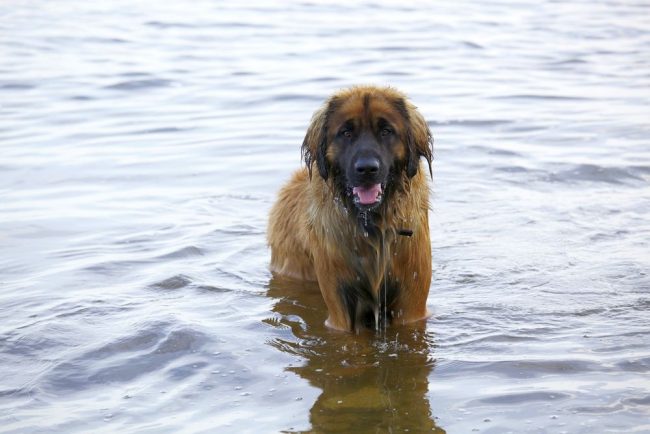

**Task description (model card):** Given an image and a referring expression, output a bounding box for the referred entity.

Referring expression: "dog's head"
[302,86,433,212]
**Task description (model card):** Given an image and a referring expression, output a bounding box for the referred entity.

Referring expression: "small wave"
[476,390,571,405]
[461,41,484,49]
[308,76,340,83]
[571,403,623,414]
[241,93,325,105]
[624,395,650,406]
[150,274,193,290]
[486,148,522,156]
[438,358,605,379]
[573,307,608,316]
[449,333,542,347]
[0,82,35,90]
[212,224,265,236]
[145,20,196,29]
[84,37,129,44]
[68,95,94,101]
[104,78,174,91]
[44,323,209,391]
[0,388,30,398]
[209,193,271,202]
[492,94,591,102]
[131,126,187,135]
[496,165,532,173]
[156,246,204,260]
[547,163,644,185]
[588,230,630,242]
[0,331,64,357]
[378,45,417,52]
[197,285,232,293]
[212,268,259,289]
[549,57,589,66]
[616,356,650,373]
[430,119,511,128]
[83,260,147,276]
[168,361,209,381]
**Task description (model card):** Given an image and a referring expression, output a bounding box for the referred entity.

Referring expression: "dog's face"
[328,94,404,210]
[302,86,433,213]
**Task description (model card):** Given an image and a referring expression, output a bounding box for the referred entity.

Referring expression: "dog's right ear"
[301,101,332,181]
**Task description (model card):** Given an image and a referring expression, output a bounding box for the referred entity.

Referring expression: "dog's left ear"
[301,104,330,180]
[405,102,433,178]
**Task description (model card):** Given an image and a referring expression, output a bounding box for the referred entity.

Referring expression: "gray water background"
[1,1,649,433]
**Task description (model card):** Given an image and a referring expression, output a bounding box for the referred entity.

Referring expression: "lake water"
[1,1,649,433]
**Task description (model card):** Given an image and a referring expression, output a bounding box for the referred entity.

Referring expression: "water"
[1,0,649,432]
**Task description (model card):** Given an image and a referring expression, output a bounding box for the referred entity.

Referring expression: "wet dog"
[268,86,433,331]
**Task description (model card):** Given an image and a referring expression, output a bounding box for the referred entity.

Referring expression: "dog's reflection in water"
[266,275,445,433]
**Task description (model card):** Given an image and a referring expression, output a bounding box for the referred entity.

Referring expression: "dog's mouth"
[352,183,383,207]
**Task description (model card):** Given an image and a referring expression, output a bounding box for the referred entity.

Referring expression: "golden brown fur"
[268,86,433,331]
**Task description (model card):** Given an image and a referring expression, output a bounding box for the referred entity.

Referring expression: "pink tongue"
[352,184,382,205]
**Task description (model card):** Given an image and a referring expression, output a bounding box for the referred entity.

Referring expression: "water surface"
[1,1,649,433]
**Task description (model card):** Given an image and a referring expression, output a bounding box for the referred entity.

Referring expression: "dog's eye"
[340,129,352,138]
[380,127,393,137]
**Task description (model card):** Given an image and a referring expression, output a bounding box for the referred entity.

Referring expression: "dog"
[268,85,433,332]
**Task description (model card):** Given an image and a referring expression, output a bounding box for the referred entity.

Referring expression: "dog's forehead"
[331,92,404,128]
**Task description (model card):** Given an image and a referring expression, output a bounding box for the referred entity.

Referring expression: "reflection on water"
[267,276,443,433]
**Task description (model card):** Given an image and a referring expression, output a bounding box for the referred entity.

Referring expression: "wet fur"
[268,86,433,331]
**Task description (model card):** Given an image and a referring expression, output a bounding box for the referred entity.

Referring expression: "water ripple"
[44,323,209,391]
[548,163,645,185]
[476,391,572,405]
[104,78,175,91]
[1,0,649,432]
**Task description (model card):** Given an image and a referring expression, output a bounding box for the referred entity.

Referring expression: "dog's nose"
[354,156,380,175]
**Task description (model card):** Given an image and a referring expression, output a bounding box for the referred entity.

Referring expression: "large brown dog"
[268,86,433,332]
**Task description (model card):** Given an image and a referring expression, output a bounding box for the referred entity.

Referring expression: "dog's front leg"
[311,248,355,331]
[390,226,432,325]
